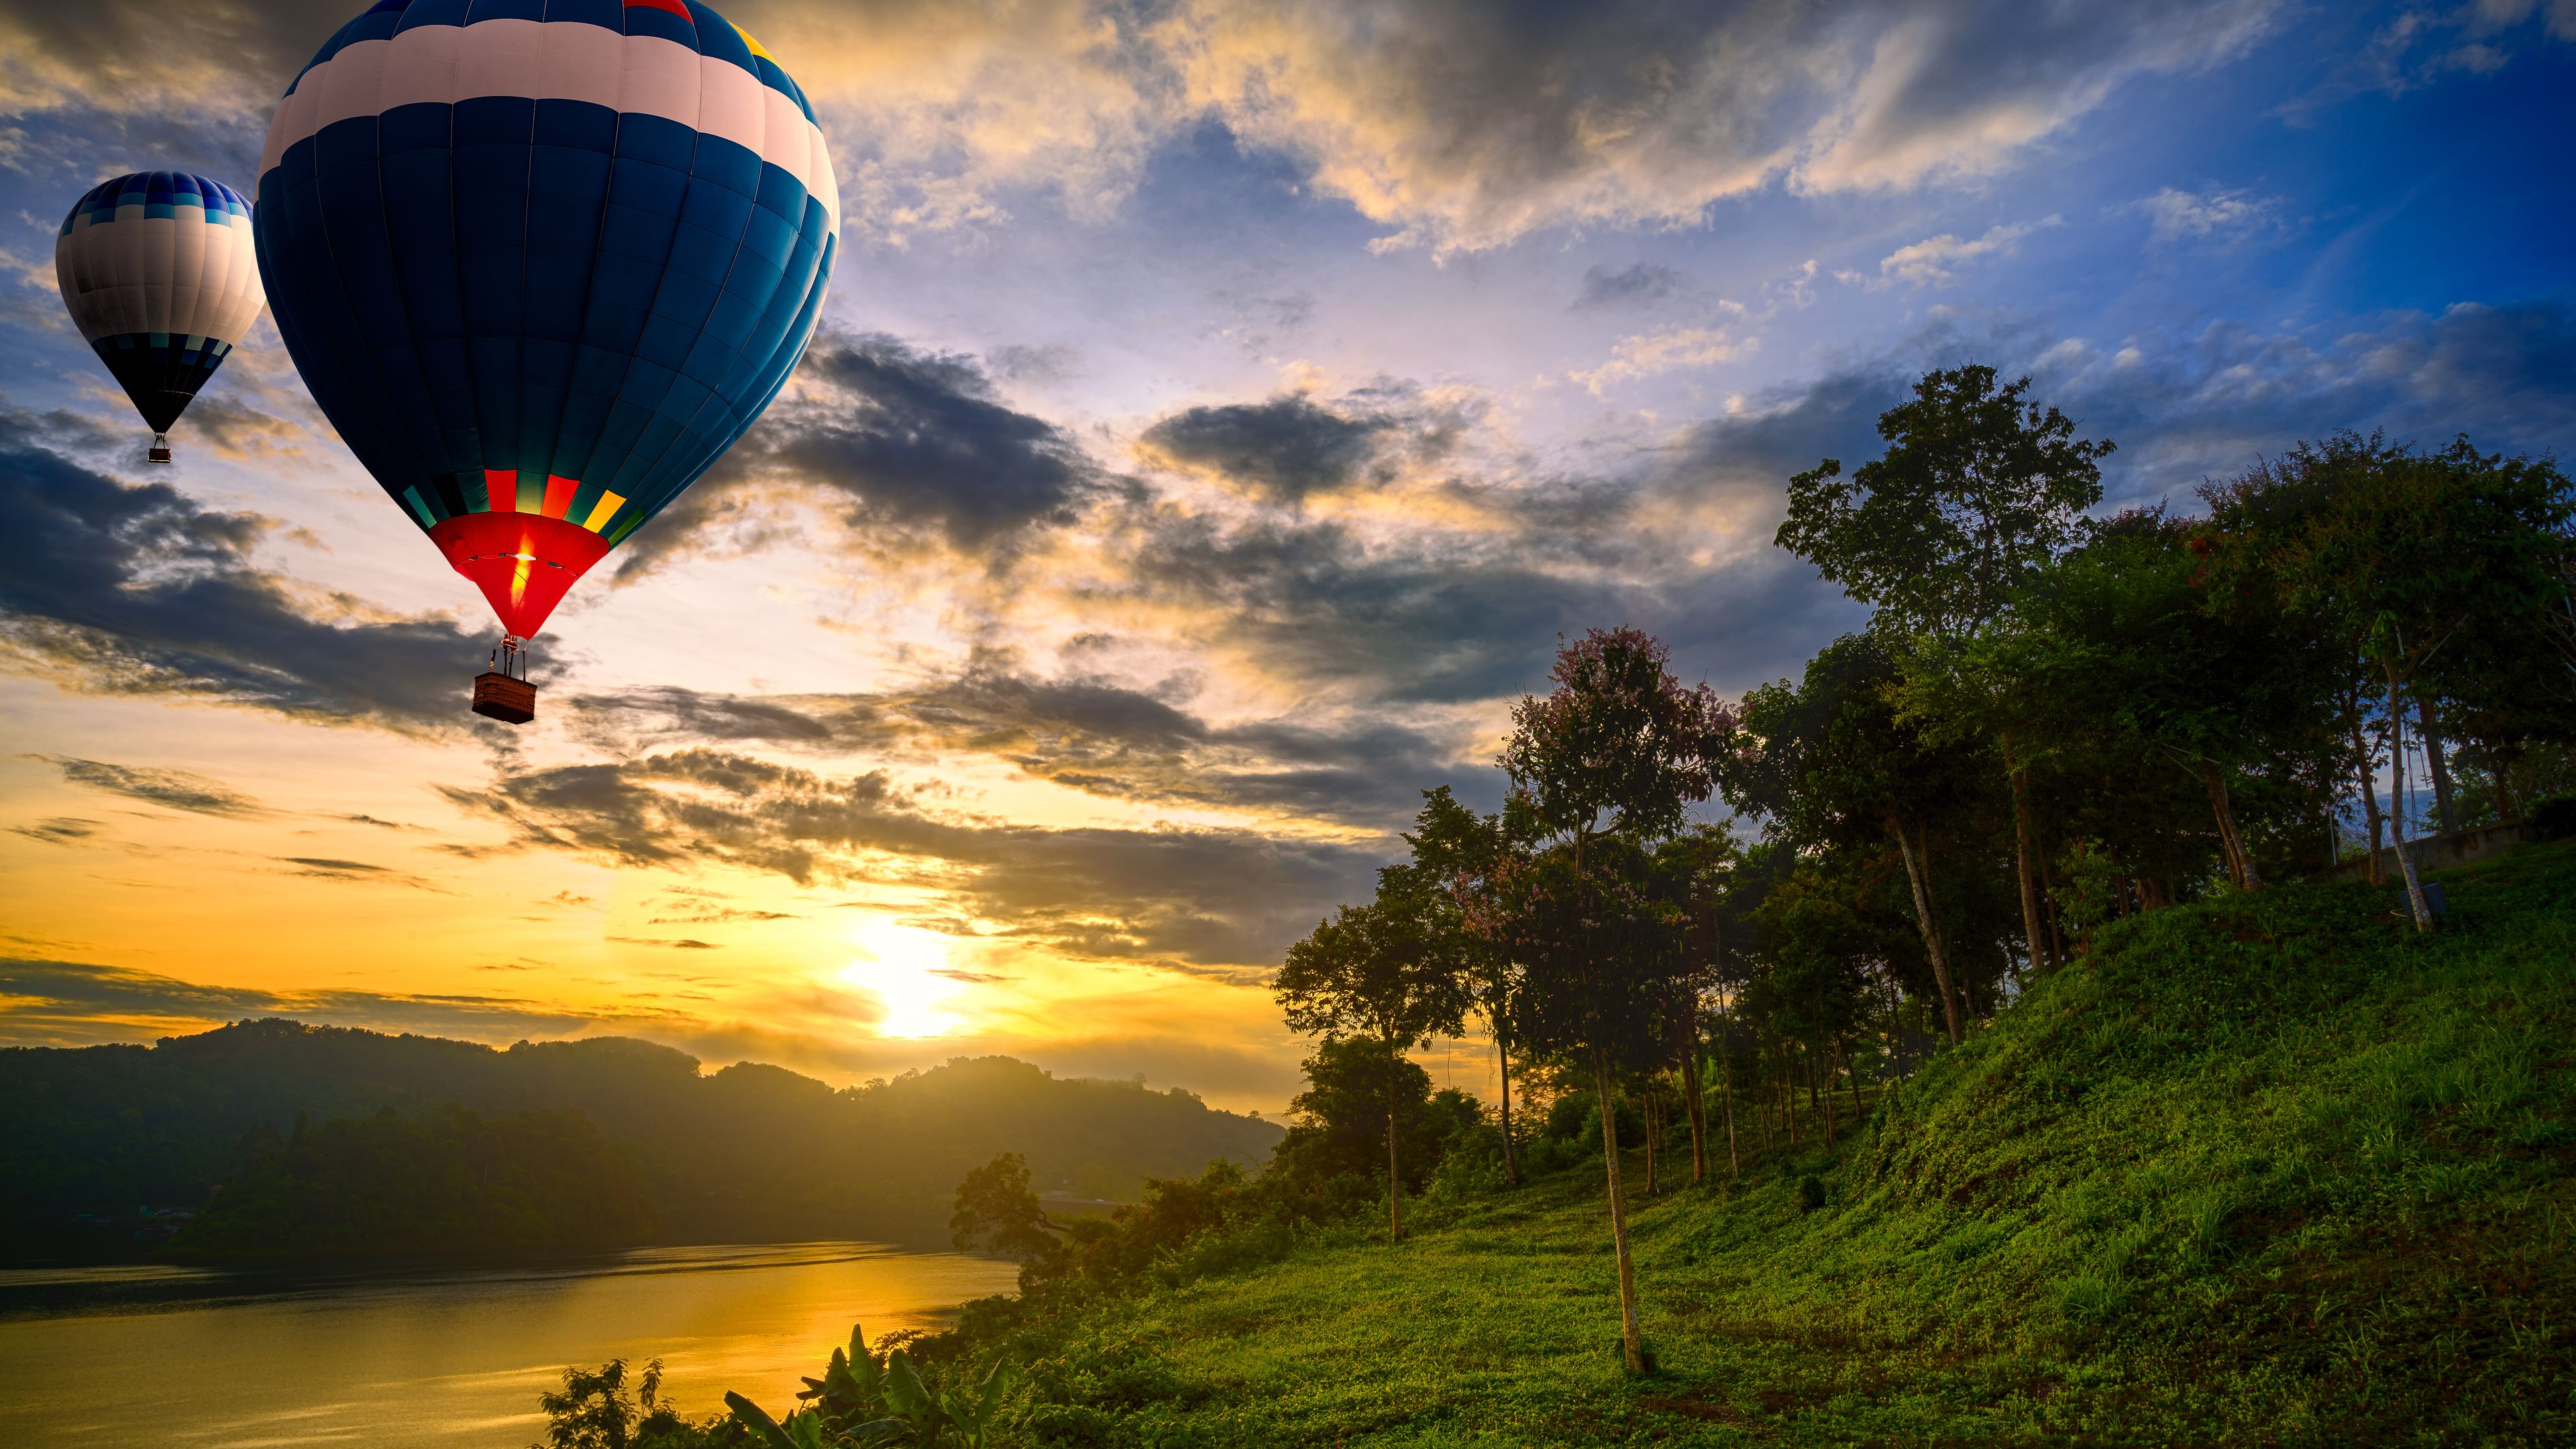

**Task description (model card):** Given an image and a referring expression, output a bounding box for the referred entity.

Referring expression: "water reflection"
[0,1244,1019,1449]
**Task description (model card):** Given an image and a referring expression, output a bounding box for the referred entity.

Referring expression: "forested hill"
[0,1029,1279,1263]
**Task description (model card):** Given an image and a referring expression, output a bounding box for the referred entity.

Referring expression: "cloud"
[1138,393,1401,505]
[577,661,1479,830]
[0,956,624,1048]
[2279,0,2576,119]
[11,816,100,845]
[436,749,1381,971]
[43,756,265,816]
[1,0,2292,256]
[1165,0,2282,252]
[2129,186,2282,244]
[1574,262,1688,311]
[612,331,1102,579]
[1572,323,1758,395]
[1872,217,2059,287]
[275,856,444,890]
[0,408,496,730]
[985,343,1085,386]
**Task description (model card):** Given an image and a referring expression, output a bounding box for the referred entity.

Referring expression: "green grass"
[989,842,2576,1446]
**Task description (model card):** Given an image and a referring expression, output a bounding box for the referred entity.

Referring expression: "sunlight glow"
[838,918,967,1038]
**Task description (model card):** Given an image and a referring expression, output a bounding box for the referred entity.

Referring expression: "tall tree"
[1391,787,1523,1186]
[1778,366,2111,978]
[1275,901,1468,1239]
[1479,627,1731,1375]
[1727,632,1984,1041]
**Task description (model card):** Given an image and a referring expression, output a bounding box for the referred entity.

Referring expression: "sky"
[1,0,2571,1114]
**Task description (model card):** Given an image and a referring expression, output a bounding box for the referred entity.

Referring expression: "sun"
[838,918,966,1038]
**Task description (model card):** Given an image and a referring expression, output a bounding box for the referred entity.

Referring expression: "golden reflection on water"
[0,1244,1019,1449]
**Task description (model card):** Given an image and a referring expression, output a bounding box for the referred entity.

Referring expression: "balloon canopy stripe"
[252,0,837,639]
[56,170,267,434]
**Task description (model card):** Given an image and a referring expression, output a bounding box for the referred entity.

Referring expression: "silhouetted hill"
[0,1025,1280,1263]
[166,1105,657,1263]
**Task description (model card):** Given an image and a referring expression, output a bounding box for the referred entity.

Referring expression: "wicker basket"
[472,671,537,724]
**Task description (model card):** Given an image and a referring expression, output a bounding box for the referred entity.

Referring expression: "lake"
[0,1243,1020,1449]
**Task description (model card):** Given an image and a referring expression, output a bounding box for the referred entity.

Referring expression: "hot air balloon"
[56,172,268,464]
[254,0,839,724]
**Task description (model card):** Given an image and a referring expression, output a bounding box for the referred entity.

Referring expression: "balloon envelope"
[56,172,267,435]
[254,0,839,639]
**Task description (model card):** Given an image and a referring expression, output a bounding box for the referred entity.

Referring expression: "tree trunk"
[2388,678,2434,932]
[1782,1047,1798,1145]
[1495,1030,1520,1189]
[2201,767,2261,890]
[1755,1038,1774,1153]
[2038,851,2068,971]
[1890,817,1964,1044]
[1386,1106,1403,1238]
[1643,1086,1658,1196]
[2352,706,2385,886]
[1819,1050,1836,1144]
[1841,1035,1863,1126]
[1681,1014,1707,1187]
[2418,697,2460,836]
[1385,1053,1404,1241]
[2000,731,2048,980]
[1595,1054,1644,1375]
[1717,1006,1739,1183]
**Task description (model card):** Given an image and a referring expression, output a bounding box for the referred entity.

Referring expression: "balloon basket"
[471,637,536,725]
[146,433,172,464]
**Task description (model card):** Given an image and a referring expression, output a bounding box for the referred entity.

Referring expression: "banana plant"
[724,1392,842,1449]
[939,1359,1010,1449]
[732,1322,1012,1448]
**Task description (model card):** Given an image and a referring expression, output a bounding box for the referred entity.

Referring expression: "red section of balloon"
[428,513,614,639]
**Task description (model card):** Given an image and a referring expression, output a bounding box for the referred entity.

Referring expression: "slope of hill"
[948,842,2574,1445]
[0,1033,1279,1263]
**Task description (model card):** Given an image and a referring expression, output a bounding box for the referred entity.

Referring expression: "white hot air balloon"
[56,172,267,463]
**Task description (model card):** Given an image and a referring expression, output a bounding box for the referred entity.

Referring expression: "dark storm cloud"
[613,331,1103,578]
[44,757,266,816]
[571,659,1477,828]
[1106,508,1625,704]
[1574,262,1688,311]
[1138,394,1398,506]
[437,749,1381,971]
[0,409,494,729]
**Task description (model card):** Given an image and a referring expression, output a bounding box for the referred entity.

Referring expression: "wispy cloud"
[1864,217,2061,288]
[42,756,266,816]
[2129,186,2282,244]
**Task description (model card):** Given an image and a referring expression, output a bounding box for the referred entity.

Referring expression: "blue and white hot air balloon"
[56,172,268,463]
[254,0,839,722]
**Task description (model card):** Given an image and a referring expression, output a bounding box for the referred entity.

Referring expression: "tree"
[1728,631,1985,1040]
[1480,627,1731,1375]
[1270,1037,1459,1192]
[2204,433,2575,928]
[1779,365,2112,978]
[1274,900,1469,1239]
[1389,786,1524,1185]
[535,1357,726,1449]
[950,1152,1061,1262]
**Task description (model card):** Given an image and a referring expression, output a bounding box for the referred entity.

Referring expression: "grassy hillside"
[967,842,2575,1446]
